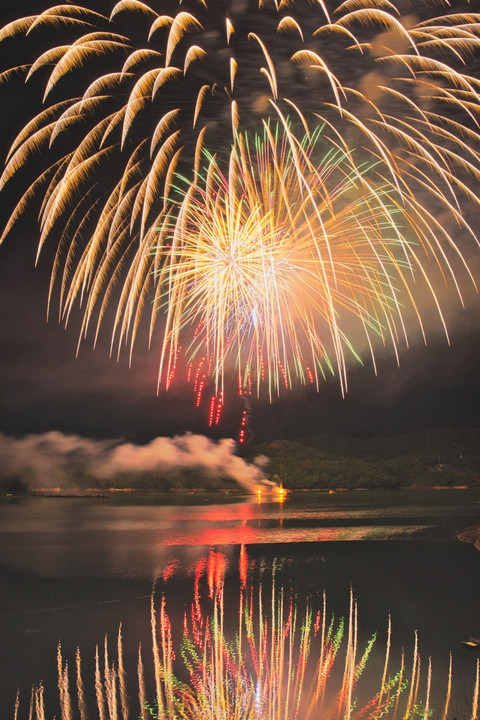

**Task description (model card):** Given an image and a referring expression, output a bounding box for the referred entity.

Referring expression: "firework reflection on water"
[15,546,480,720]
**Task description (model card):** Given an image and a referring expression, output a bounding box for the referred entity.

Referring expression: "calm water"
[1,488,480,718]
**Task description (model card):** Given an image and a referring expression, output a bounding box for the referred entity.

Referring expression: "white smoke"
[0,431,267,493]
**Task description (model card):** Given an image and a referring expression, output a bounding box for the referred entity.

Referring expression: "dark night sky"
[0,0,480,444]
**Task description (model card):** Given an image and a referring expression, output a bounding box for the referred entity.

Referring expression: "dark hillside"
[247,428,480,489]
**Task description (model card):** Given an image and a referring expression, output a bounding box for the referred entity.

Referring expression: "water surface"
[1,488,480,717]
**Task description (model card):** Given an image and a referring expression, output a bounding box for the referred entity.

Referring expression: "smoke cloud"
[0,431,268,493]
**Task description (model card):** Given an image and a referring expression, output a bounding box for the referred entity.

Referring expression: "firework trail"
[57,643,73,720]
[75,647,88,720]
[117,625,129,720]
[1,0,480,402]
[33,685,45,720]
[13,691,19,720]
[137,645,149,720]
[95,644,108,720]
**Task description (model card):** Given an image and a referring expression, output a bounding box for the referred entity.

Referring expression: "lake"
[1,488,480,718]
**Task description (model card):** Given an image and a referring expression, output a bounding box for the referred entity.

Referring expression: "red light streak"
[193,357,205,392]
[238,409,247,444]
[162,559,179,582]
[284,597,293,638]
[196,376,205,406]
[207,550,226,598]
[193,557,207,636]
[166,346,182,390]
[279,360,289,389]
[208,395,216,427]
[239,544,248,590]
[214,392,223,425]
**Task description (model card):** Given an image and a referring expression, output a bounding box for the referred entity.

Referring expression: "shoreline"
[457,525,480,552]
[1,483,476,499]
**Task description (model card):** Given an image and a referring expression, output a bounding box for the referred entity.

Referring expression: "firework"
[1,1,480,400]
[156,122,475,399]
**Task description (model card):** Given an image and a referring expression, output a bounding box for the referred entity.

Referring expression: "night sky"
[1,0,480,445]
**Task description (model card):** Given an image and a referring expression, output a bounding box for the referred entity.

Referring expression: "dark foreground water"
[0,488,480,719]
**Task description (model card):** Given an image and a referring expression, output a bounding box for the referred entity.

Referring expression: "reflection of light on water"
[207,550,226,598]
[161,559,178,582]
[2,489,480,579]
[157,524,427,546]
[0,495,432,578]
[255,481,287,501]
[255,681,261,714]
[27,546,479,720]
[239,544,248,589]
